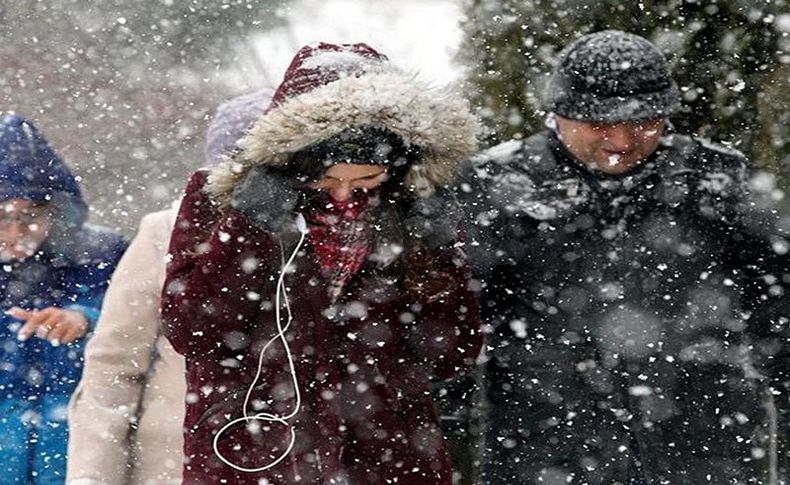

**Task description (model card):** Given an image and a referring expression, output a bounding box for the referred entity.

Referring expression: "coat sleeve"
[160,171,278,358]
[711,157,790,386]
[715,159,790,480]
[738,209,790,388]
[66,210,173,483]
[403,245,483,381]
[62,231,128,330]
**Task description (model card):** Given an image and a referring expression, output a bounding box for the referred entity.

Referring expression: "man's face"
[555,116,666,175]
[0,199,54,261]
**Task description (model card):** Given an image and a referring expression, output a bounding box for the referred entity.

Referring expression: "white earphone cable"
[213,214,309,473]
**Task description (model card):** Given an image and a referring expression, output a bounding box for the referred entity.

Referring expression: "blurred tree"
[0,0,289,234]
[459,0,790,181]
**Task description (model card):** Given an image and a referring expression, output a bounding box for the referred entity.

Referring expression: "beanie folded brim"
[550,84,681,124]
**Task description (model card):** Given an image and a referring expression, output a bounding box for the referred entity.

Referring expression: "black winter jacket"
[455,131,790,485]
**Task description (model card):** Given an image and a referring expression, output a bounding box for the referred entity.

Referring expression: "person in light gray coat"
[66,89,271,485]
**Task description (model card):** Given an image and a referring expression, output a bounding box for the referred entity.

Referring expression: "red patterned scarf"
[306,195,373,302]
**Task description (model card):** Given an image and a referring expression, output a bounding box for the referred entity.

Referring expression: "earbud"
[295,213,308,234]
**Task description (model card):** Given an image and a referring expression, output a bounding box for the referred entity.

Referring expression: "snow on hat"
[203,88,273,167]
[207,42,480,204]
[268,42,387,109]
[546,30,681,123]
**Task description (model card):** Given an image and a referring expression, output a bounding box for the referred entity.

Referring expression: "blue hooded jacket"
[0,112,127,399]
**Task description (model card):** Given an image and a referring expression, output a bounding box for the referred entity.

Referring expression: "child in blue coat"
[0,113,126,483]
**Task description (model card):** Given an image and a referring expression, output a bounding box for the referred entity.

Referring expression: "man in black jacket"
[457,30,790,484]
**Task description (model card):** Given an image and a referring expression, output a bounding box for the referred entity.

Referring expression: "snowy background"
[250,0,464,86]
[0,0,787,235]
[1,2,788,484]
[0,0,464,235]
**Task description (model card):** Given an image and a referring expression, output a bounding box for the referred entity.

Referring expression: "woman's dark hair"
[286,126,417,178]
[279,126,428,278]
[283,125,421,210]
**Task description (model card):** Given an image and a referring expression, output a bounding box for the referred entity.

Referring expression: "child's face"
[0,199,54,261]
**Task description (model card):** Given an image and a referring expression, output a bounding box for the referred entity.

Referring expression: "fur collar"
[206,69,480,205]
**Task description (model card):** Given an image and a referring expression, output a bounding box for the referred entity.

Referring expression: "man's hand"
[9,307,89,345]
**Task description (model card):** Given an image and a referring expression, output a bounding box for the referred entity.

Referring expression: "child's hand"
[9,307,89,345]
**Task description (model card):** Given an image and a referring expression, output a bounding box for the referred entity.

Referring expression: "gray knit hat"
[546,30,681,123]
[203,88,273,167]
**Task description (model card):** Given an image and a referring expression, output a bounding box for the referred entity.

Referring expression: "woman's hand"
[10,307,89,345]
[232,165,300,233]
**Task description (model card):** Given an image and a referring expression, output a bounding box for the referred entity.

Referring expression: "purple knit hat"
[203,88,274,167]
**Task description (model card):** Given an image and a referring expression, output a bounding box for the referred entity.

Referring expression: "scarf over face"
[305,193,374,302]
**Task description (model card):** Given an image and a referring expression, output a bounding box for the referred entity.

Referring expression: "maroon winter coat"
[161,171,482,484]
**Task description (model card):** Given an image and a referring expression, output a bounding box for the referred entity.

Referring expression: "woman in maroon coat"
[161,42,483,484]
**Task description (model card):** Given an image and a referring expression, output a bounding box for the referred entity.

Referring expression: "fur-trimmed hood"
[206,48,480,205]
